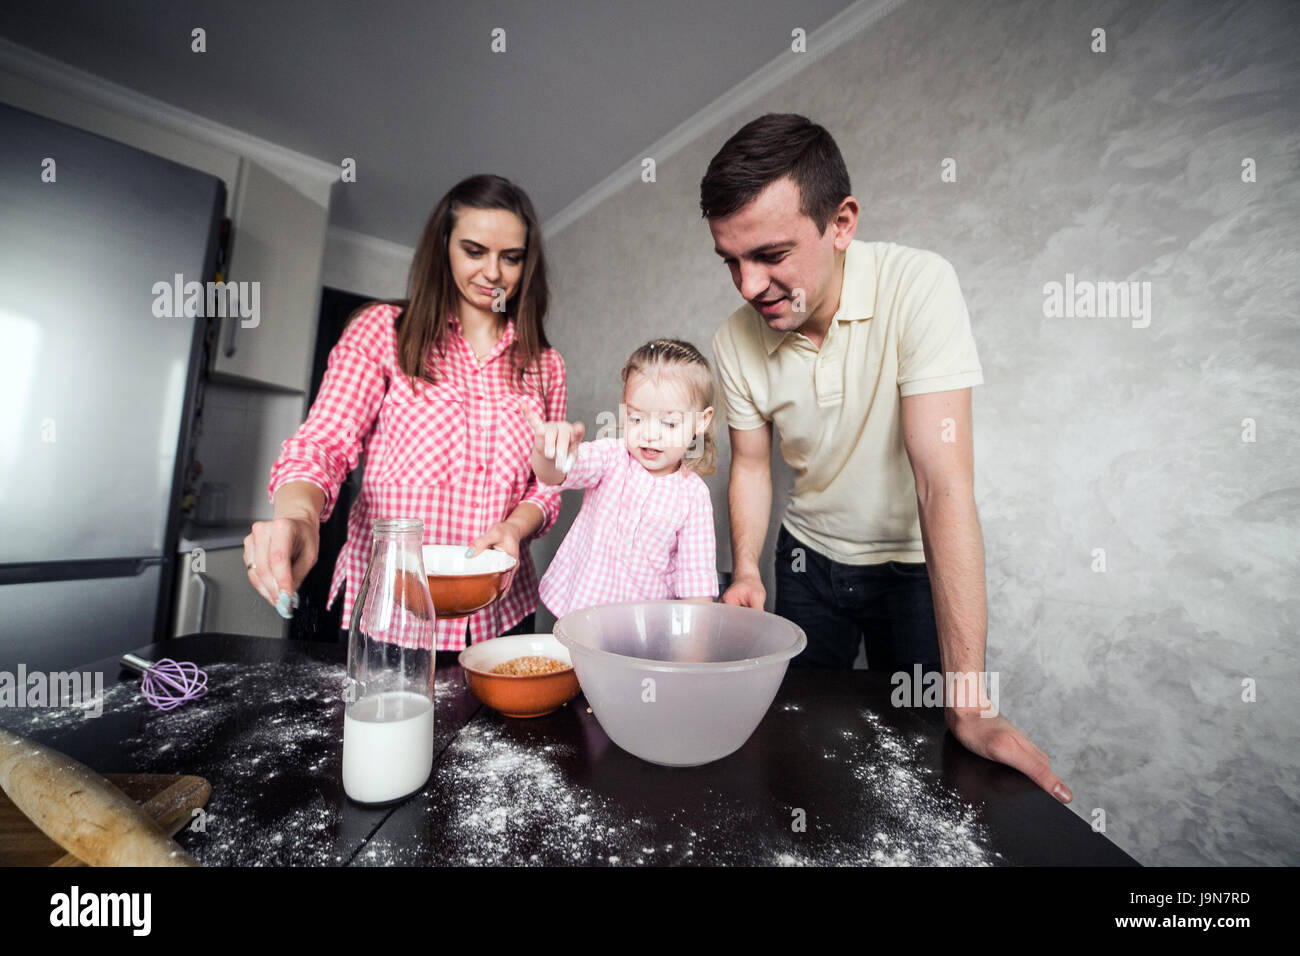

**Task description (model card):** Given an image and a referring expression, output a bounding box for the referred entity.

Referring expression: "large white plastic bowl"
[553,601,806,767]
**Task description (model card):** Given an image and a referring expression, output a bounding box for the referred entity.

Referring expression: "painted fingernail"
[1053,783,1072,803]
[464,546,476,557]
[276,590,293,618]
[290,592,300,610]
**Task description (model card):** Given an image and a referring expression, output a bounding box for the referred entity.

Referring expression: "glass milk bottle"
[342,518,436,805]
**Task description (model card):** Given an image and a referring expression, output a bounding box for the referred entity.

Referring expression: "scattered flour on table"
[0,681,139,733]
[1,659,353,866]
[356,717,655,866]
[3,664,995,866]
[432,670,462,710]
[769,709,995,867]
[359,703,996,867]
[138,660,350,866]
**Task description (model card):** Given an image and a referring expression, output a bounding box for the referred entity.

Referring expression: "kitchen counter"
[0,633,1138,867]
[177,520,253,553]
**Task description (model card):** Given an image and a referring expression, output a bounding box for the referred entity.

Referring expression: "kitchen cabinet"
[1,79,332,394]
[0,66,242,216]
[171,545,285,640]
[209,159,330,394]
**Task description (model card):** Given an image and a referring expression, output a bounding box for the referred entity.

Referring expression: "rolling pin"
[0,726,197,867]
[52,774,212,867]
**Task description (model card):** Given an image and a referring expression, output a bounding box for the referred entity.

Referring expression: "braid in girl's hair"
[621,338,718,477]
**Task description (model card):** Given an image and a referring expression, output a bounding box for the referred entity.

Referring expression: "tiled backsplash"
[192,383,308,524]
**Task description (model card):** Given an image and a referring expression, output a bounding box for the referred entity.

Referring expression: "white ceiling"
[0,0,861,245]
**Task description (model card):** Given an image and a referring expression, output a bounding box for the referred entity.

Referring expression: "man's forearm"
[728,462,771,578]
[916,484,987,677]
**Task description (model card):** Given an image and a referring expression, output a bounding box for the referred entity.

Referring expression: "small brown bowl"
[423,545,517,619]
[458,634,580,718]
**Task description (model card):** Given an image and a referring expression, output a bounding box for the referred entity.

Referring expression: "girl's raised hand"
[524,408,584,475]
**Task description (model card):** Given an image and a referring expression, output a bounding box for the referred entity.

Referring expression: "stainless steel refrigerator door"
[0,564,165,673]
[0,104,223,563]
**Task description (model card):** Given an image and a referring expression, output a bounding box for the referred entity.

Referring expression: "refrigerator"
[0,102,225,673]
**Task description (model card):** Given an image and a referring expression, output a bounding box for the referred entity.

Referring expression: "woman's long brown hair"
[381,174,551,393]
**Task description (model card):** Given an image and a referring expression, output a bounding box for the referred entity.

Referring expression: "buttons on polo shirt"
[815,366,844,407]
[813,330,845,407]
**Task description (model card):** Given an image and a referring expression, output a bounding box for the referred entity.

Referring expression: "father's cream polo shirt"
[711,239,983,565]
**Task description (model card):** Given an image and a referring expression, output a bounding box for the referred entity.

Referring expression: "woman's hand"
[466,503,544,596]
[467,521,523,594]
[243,514,320,618]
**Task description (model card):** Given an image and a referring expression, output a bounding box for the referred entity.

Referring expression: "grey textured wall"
[533,0,1299,866]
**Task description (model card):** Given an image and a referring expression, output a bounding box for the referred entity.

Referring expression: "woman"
[243,174,566,649]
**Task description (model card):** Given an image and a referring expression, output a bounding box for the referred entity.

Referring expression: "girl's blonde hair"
[620,338,717,477]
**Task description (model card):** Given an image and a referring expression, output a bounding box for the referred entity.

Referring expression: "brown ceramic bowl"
[422,545,517,619]
[458,634,581,718]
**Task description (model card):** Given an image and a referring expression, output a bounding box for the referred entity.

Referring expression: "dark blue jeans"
[774,525,942,674]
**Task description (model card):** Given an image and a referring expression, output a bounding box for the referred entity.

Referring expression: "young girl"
[526,339,719,618]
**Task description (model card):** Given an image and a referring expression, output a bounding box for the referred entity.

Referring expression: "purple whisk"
[121,654,209,711]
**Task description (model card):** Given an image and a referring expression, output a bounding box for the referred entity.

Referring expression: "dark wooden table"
[0,633,1138,866]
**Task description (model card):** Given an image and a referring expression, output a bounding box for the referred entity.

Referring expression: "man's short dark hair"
[699,114,851,232]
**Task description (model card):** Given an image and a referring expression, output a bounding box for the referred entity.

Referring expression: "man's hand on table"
[945,706,1073,804]
[720,571,766,609]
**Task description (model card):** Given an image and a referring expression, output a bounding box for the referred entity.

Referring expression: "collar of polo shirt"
[759,239,877,355]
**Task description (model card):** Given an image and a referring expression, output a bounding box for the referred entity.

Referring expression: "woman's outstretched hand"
[244,481,324,619]
[243,515,319,618]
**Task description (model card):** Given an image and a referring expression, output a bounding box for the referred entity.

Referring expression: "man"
[703,114,1071,804]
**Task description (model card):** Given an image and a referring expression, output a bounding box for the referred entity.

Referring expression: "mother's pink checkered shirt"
[268,303,566,649]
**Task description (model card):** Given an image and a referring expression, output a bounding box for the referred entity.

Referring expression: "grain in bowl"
[490,655,569,676]
[458,634,580,718]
